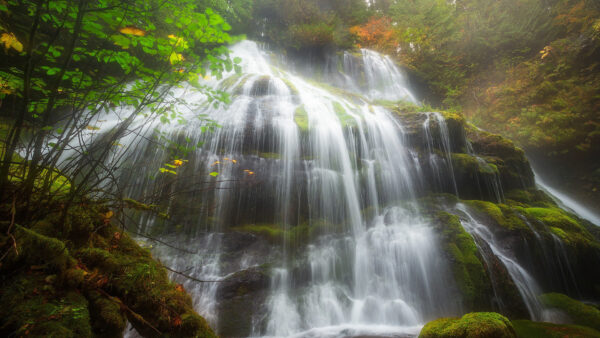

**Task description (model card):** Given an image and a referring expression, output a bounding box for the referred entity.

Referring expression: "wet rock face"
[217,266,271,300]
[216,266,271,337]
[392,109,532,202]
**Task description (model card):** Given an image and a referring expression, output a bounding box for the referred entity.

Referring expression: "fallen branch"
[162,264,224,283]
[96,288,162,335]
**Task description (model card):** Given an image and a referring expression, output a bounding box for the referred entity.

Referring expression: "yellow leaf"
[86,125,100,131]
[169,52,184,65]
[173,159,183,167]
[119,26,146,36]
[232,160,237,164]
[104,211,114,219]
[1,33,23,52]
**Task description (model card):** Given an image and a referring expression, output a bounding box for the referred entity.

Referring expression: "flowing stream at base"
[89,40,581,337]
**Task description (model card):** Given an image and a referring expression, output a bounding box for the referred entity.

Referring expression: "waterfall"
[533,169,600,226]
[80,40,579,337]
[455,203,546,321]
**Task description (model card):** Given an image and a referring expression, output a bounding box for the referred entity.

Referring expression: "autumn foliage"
[350,16,399,54]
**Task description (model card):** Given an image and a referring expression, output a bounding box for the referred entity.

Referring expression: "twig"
[162,264,224,283]
[96,288,162,335]
[1,197,19,262]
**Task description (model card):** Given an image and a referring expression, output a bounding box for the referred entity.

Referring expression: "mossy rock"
[524,207,595,246]
[231,220,335,246]
[419,312,517,338]
[231,223,285,242]
[511,319,600,338]
[258,152,281,159]
[0,274,93,337]
[451,154,503,201]
[0,200,217,338]
[432,212,493,311]
[294,105,309,132]
[466,127,534,190]
[249,75,271,96]
[539,293,600,331]
[332,101,359,128]
[465,200,528,231]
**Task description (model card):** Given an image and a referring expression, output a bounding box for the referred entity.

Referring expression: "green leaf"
[209,172,219,177]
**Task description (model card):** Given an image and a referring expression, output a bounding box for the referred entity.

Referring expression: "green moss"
[258,152,281,159]
[440,111,465,125]
[525,207,594,245]
[452,153,480,172]
[280,77,299,96]
[433,212,491,310]
[218,74,244,91]
[419,312,516,338]
[305,79,366,104]
[87,290,127,336]
[11,224,71,272]
[295,105,309,132]
[0,202,216,337]
[539,293,600,331]
[511,319,600,338]
[332,101,358,128]
[231,75,251,94]
[0,275,93,337]
[232,223,285,242]
[466,200,527,230]
[526,207,581,232]
[232,220,338,245]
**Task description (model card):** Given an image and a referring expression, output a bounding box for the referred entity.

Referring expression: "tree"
[0,0,237,218]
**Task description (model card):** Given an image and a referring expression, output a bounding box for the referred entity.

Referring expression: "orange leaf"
[175,283,185,292]
[119,26,146,37]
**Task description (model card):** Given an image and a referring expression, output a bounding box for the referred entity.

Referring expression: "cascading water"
[454,204,546,321]
[533,169,600,226]
[77,40,596,337]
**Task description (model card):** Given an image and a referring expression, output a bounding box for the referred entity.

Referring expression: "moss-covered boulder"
[540,293,600,331]
[451,153,504,201]
[419,312,517,338]
[0,200,216,338]
[511,320,600,338]
[462,194,600,299]
[432,212,493,311]
[466,127,534,190]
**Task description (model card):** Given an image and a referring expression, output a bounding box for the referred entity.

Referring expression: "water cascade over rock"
[82,41,600,337]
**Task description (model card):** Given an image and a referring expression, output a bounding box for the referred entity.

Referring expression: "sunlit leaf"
[119,26,146,36]
[209,172,219,177]
[1,33,23,52]
[169,52,184,65]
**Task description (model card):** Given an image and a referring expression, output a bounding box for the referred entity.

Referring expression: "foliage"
[248,0,368,52]
[0,0,237,216]
[348,0,599,161]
